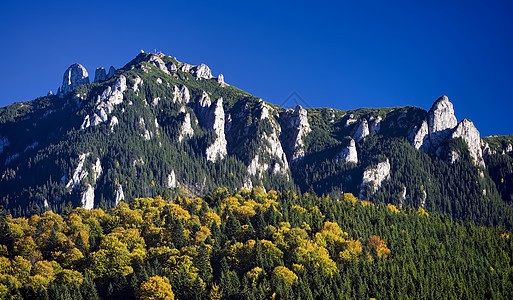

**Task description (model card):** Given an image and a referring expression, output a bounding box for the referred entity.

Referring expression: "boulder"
[60,63,90,97]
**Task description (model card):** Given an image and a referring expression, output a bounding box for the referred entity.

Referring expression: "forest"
[1,186,512,299]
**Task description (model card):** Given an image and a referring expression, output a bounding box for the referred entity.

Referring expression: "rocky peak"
[94,67,106,82]
[193,64,213,79]
[451,119,485,167]
[427,95,458,147]
[218,74,225,86]
[205,98,228,162]
[107,66,116,79]
[147,55,169,74]
[59,63,89,97]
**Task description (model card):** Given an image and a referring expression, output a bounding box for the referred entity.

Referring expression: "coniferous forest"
[1,187,511,299]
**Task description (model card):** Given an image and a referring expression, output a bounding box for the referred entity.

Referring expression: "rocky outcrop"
[360,159,391,197]
[179,113,194,141]
[337,138,358,163]
[279,105,311,163]
[249,127,289,177]
[109,116,119,132]
[218,74,225,86]
[353,119,370,142]
[427,96,458,147]
[81,75,127,130]
[192,64,213,79]
[179,85,191,103]
[451,119,484,166]
[94,67,106,82]
[133,76,143,92]
[412,120,430,150]
[92,158,103,183]
[369,116,382,134]
[205,98,228,162]
[167,170,177,188]
[115,185,124,206]
[59,63,90,97]
[167,62,177,73]
[148,55,169,74]
[66,153,90,190]
[81,184,95,210]
[107,66,116,79]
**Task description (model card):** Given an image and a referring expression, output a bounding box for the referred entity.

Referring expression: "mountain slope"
[0,52,512,228]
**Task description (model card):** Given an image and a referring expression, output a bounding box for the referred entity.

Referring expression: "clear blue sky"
[0,0,511,136]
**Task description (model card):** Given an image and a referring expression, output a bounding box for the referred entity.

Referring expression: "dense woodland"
[1,187,512,299]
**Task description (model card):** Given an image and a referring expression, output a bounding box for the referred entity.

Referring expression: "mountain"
[0,52,512,227]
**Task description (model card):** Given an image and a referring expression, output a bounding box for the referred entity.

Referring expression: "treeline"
[0,187,512,299]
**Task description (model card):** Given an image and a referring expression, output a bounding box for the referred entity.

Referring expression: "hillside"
[0,52,512,229]
[0,188,511,299]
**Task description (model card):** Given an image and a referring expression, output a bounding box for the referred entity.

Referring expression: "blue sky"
[0,0,511,136]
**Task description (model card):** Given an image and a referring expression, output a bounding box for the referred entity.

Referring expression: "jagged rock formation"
[192,64,213,79]
[107,66,116,79]
[279,105,311,163]
[360,159,391,197]
[167,170,177,188]
[204,98,228,162]
[452,119,484,166]
[218,74,225,86]
[59,63,89,97]
[94,67,107,82]
[354,119,370,142]
[115,185,124,206]
[413,95,458,150]
[81,184,95,210]
[65,153,90,191]
[369,116,382,134]
[337,138,358,163]
[147,55,169,74]
[179,113,194,141]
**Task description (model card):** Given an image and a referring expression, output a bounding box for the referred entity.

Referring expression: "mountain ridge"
[0,51,512,228]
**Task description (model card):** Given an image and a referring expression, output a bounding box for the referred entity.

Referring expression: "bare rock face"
[412,120,430,150]
[179,85,191,103]
[205,98,228,162]
[353,119,370,142]
[115,185,124,206]
[66,153,90,191]
[427,95,458,148]
[167,170,177,188]
[148,55,169,74]
[94,67,106,82]
[81,184,95,210]
[360,159,391,197]
[60,63,90,97]
[218,74,225,86]
[451,119,485,166]
[279,105,311,163]
[133,76,143,92]
[179,113,194,141]
[369,116,382,134]
[167,62,177,73]
[337,138,358,163]
[192,64,213,79]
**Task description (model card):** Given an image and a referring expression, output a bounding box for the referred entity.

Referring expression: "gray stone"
[94,67,106,82]
[60,63,89,97]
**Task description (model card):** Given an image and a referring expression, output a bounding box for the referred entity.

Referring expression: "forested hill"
[0,188,511,299]
[0,51,512,230]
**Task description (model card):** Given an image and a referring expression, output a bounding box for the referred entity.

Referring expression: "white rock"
[172,85,181,103]
[179,113,194,141]
[193,64,213,79]
[360,159,391,197]
[152,97,160,106]
[181,63,194,72]
[413,120,430,150]
[451,119,484,166]
[80,115,91,130]
[345,114,357,127]
[353,119,369,142]
[81,184,95,210]
[109,116,119,132]
[205,98,228,162]
[199,91,212,108]
[92,158,102,183]
[167,170,177,188]
[337,138,358,163]
[133,76,143,92]
[167,62,177,73]
[156,78,162,84]
[94,67,106,82]
[369,116,382,134]
[427,95,458,148]
[97,108,109,122]
[248,155,268,176]
[60,63,90,96]
[259,100,270,120]
[66,153,90,190]
[180,85,191,103]
[507,144,513,153]
[218,74,225,86]
[148,55,169,74]
[115,185,124,206]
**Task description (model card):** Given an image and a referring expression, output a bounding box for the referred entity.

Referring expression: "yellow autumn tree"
[138,276,174,300]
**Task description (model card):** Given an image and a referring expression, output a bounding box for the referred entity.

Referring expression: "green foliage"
[0,188,511,299]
